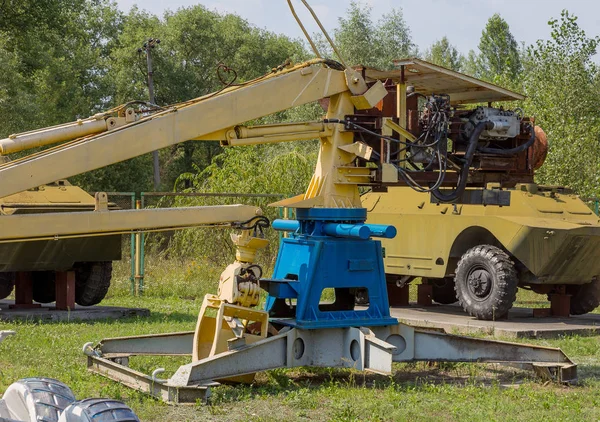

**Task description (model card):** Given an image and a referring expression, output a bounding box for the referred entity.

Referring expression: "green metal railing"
[582,197,600,216]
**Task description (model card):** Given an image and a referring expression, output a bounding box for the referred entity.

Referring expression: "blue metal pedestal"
[264,208,397,329]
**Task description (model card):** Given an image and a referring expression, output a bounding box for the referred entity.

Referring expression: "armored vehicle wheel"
[454,245,518,320]
[431,277,458,304]
[74,262,112,306]
[0,272,15,300]
[568,278,600,315]
[32,271,57,303]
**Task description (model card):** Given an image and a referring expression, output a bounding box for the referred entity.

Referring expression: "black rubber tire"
[0,272,15,299]
[568,279,600,315]
[2,377,75,421]
[454,245,518,320]
[60,398,140,421]
[431,277,458,304]
[32,271,57,303]
[74,261,112,306]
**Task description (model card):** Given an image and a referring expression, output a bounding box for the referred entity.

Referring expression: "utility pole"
[138,38,161,190]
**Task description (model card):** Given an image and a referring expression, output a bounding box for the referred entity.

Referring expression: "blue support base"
[264,208,397,330]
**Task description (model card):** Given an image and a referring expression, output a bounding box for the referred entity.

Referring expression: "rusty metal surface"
[98,331,195,357]
[388,304,600,339]
[87,355,210,404]
[362,58,525,104]
[417,283,433,306]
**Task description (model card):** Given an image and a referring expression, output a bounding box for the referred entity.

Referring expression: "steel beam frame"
[85,321,576,404]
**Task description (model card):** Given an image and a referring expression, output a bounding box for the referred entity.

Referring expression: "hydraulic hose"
[431,121,493,203]
[477,123,536,155]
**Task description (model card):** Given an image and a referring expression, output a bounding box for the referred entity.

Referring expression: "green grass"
[1,258,600,421]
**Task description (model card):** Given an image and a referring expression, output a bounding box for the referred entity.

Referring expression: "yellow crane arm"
[0,60,386,209]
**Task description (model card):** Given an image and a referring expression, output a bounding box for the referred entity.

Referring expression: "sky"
[115,0,600,58]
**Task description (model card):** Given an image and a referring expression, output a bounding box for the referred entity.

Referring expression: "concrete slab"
[0,300,150,322]
[389,304,600,339]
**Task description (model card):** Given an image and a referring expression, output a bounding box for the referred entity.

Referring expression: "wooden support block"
[532,308,552,318]
[10,272,41,309]
[417,283,433,306]
[550,293,571,318]
[55,271,76,311]
[387,282,409,306]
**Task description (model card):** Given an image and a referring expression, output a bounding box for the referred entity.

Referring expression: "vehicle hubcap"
[467,268,492,299]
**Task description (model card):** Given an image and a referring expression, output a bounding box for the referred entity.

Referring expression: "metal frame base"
[84,321,577,404]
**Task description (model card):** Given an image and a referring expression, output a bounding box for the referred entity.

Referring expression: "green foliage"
[105,4,308,191]
[166,141,319,265]
[0,0,122,135]
[477,13,522,82]
[332,1,415,69]
[424,37,463,71]
[523,11,600,197]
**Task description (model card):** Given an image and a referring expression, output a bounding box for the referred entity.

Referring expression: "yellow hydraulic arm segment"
[0,195,263,243]
[0,60,386,209]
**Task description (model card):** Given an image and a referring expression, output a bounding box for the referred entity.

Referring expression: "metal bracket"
[94,192,109,212]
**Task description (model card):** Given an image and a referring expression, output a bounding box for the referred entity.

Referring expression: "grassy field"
[1,259,599,421]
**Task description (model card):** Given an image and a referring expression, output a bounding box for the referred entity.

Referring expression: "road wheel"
[0,272,15,300]
[431,277,458,304]
[75,262,112,306]
[568,278,600,315]
[32,271,57,303]
[454,245,518,320]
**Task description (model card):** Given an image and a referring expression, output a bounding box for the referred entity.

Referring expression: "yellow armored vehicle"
[356,59,600,320]
[0,180,120,306]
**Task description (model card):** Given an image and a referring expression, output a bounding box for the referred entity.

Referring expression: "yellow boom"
[0,60,385,210]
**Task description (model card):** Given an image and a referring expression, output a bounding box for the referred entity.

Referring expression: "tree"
[424,37,463,71]
[333,2,415,69]
[81,4,309,192]
[461,50,480,77]
[477,13,522,82]
[0,0,123,135]
[524,10,600,197]
[373,8,415,69]
[334,2,377,66]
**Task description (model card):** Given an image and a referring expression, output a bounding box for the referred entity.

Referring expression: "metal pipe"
[364,224,397,238]
[286,0,321,58]
[235,122,326,138]
[432,121,493,202]
[134,200,143,296]
[0,118,108,155]
[300,0,347,67]
[272,219,300,232]
[130,194,136,296]
[273,220,397,240]
[323,223,371,239]
[140,195,146,295]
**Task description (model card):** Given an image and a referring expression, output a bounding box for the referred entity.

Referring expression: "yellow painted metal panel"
[0,204,261,242]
